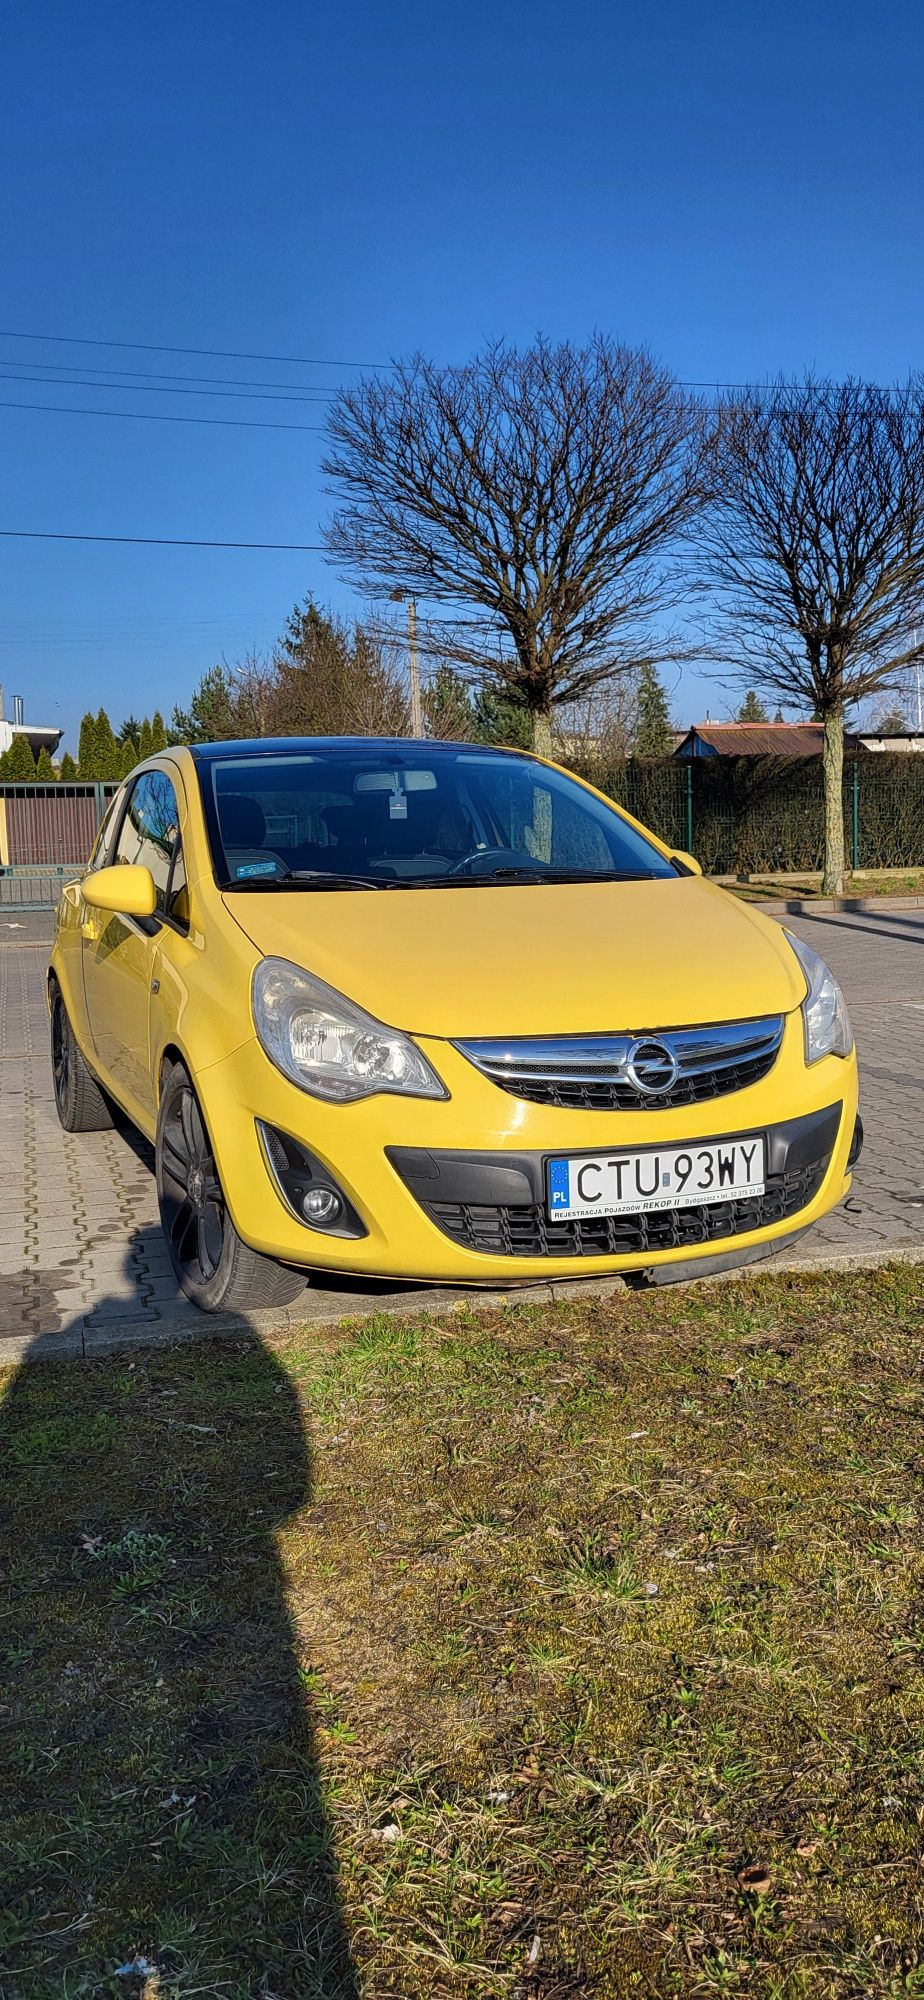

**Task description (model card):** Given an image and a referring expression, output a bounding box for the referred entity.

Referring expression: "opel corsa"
[49,738,861,1311]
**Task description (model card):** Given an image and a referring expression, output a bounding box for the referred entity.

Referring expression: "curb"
[738,895,924,916]
[4,1244,923,1369]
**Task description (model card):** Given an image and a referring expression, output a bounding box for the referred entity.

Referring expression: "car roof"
[189,736,533,763]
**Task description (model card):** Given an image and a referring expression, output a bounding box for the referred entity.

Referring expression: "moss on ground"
[2,1264,924,1996]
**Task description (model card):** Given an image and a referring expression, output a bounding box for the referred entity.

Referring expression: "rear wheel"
[50,983,114,1132]
[156,1062,307,1313]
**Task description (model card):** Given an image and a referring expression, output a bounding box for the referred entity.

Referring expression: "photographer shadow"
[0,1261,361,1998]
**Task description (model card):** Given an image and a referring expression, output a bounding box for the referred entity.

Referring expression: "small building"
[0,690,64,763]
[674,722,860,759]
[857,730,924,753]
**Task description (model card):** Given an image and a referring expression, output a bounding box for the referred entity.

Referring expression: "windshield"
[204,746,677,889]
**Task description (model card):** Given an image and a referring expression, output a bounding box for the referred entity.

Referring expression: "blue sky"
[2,0,922,751]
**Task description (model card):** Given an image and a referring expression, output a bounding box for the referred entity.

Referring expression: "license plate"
[546,1136,766,1219]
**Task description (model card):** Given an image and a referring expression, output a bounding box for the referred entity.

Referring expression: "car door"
[80,768,182,1125]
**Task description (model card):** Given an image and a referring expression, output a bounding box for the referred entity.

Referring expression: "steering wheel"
[446,844,528,878]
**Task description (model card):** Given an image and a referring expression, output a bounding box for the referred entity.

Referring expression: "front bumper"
[193,1011,860,1284]
[386,1102,842,1260]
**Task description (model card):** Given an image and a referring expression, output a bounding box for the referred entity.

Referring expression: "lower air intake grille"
[420,1160,826,1260]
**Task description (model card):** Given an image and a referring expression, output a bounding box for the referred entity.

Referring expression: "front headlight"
[785,932,853,1063]
[252,957,447,1103]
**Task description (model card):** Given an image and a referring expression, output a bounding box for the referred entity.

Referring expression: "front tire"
[50,983,115,1132]
[155,1062,308,1313]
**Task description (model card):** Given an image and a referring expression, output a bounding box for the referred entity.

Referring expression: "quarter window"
[114,771,181,916]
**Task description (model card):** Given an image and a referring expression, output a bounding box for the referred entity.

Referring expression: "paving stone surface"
[1,907,922,1361]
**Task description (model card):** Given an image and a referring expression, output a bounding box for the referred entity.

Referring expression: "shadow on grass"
[0,1263,360,2000]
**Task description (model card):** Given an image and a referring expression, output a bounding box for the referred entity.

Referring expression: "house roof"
[677,722,857,758]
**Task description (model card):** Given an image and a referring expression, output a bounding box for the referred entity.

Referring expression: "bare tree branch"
[698,374,924,890]
[321,335,705,752]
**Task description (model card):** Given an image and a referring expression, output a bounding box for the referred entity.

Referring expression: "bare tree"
[321,336,704,755]
[700,376,924,892]
[551,672,641,768]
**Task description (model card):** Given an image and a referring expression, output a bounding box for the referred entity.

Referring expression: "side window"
[113,771,181,917]
[86,788,124,873]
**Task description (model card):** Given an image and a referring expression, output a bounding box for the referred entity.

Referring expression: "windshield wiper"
[471,866,657,885]
[226,865,659,892]
[226,869,393,892]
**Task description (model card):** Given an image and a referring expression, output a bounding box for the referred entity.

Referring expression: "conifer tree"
[77,713,98,779]
[633,663,675,756]
[736,689,769,723]
[59,751,78,781]
[6,733,37,780]
[95,709,120,779]
[422,664,477,739]
[35,747,56,780]
[138,718,154,760]
[149,711,167,753]
[472,684,532,748]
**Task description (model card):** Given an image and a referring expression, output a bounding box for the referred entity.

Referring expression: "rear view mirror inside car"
[353,769,437,792]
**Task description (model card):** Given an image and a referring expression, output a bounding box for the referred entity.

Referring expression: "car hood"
[223,876,805,1038]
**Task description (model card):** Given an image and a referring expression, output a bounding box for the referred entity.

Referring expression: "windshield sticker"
[234,860,278,879]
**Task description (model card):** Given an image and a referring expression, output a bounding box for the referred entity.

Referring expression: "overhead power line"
[0,369,334,407]
[0,398,325,432]
[0,528,327,549]
[0,355,338,394]
[0,327,388,369]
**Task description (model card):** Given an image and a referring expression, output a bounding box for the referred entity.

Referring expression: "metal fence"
[580,753,924,875]
[0,782,119,908]
[2,759,924,907]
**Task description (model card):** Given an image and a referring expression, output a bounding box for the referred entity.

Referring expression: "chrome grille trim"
[453,1017,784,1111]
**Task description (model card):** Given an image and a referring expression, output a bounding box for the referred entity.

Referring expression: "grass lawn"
[2,1265,924,1998]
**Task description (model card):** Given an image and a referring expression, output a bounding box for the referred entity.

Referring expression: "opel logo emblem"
[626,1038,679,1096]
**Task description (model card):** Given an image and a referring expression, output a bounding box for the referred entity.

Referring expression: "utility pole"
[407,597,422,737]
[915,630,923,732]
[390,590,424,737]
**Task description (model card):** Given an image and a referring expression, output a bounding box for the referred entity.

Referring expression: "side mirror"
[671,851,703,876]
[82,864,158,919]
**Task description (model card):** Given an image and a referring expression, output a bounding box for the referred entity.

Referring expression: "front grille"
[454,1017,784,1111]
[421,1159,825,1259]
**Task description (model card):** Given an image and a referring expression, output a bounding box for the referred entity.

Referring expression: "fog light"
[256,1120,367,1238]
[302,1185,342,1224]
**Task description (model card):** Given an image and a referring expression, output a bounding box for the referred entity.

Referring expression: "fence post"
[685,761,693,856]
[851,761,859,874]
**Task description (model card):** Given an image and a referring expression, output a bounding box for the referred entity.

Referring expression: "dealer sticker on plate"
[547,1137,766,1220]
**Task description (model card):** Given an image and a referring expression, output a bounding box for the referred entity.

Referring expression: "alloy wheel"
[51,995,69,1113]
[159,1084,226,1286]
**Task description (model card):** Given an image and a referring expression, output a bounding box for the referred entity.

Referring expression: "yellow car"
[49,737,860,1312]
